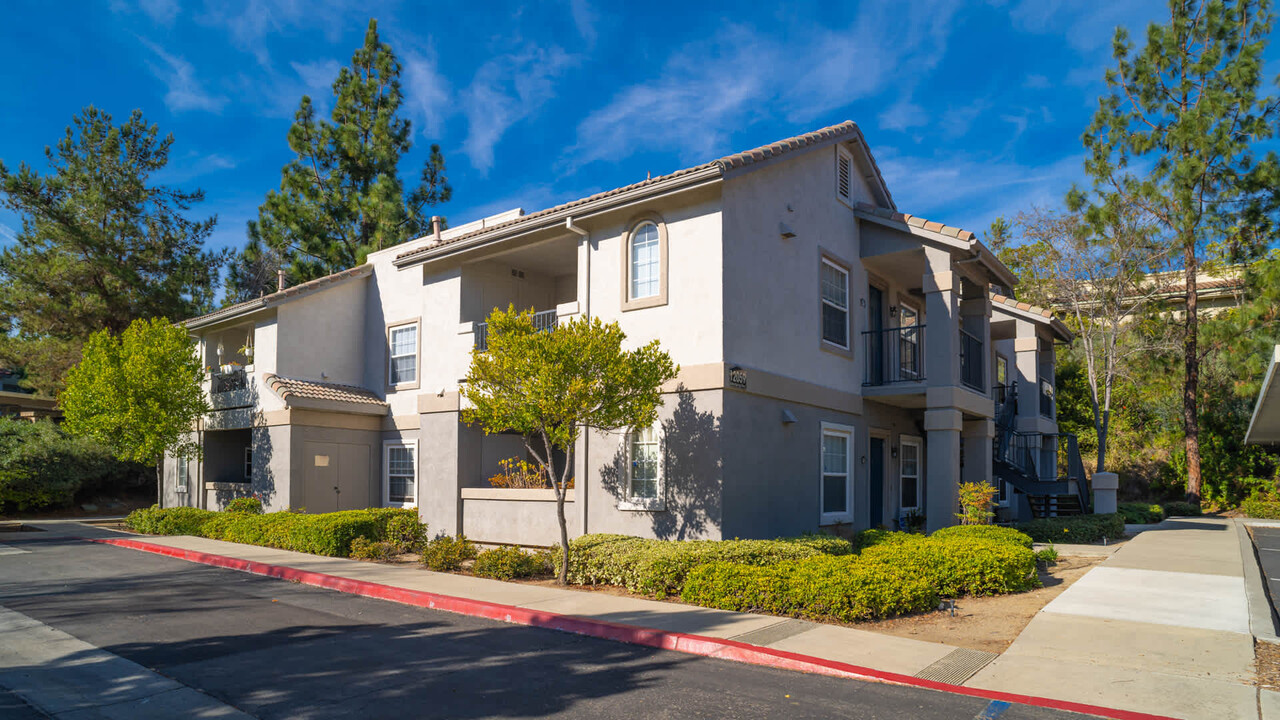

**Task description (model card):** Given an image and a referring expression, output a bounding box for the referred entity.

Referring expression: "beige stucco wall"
[275,277,368,387]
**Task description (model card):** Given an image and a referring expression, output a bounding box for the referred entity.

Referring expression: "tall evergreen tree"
[0,107,224,396]
[230,18,451,299]
[1082,0,1279,503]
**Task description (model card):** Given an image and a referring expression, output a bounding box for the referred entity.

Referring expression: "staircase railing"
[992,380,1092,515]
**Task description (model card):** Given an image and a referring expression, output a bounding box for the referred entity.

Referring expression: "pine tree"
[1082,0,1279,503]
[0,106,224,396]
[232,18,451,295]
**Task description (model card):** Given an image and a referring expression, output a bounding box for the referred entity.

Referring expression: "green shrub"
[1016,513,1125,544]
[681,555,939,623]
[1035,545,1059,565]
[473,546,550,580]
[852,528,915,551]
[562,534,831,598]
[1161,501,1203,517]
[349,537,399,562]
[383,512,428,553]
[124,505,216,535]
[1241,495,1280,519]
[0,418,138,512]
[225,497,263,514]
[930,525,1034,548]
[421,535,477,571]
[782,533,856,556]
[859,535,1039,597]
[1117,502,1164,524]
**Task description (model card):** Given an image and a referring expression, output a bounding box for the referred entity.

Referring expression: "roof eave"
[185,265,373,331]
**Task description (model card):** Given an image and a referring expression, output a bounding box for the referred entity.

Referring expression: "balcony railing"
[211,367,247,394]
[1039,378,1055,418]
[474,309,558,352]
[862,325,924,386]
[959,328,984,392]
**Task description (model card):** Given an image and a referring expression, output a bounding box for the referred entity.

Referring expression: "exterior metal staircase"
[992,383,1090,518]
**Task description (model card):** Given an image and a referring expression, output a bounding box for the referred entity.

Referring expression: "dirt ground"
[849,555,1103,653]
[1257,641,1280,691]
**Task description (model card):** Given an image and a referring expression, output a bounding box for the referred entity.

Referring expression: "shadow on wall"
[601,389,721,540]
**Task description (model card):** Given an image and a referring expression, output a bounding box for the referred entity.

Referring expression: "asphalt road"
[0,524,1094,720]
[1250,525,1280,622]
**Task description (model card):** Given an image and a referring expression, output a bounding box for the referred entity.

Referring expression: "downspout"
[566,217,590,536]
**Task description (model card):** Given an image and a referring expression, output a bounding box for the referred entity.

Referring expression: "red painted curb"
[90,537,1175,720]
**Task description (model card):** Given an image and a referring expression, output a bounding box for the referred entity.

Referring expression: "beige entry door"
[304,442,370,513]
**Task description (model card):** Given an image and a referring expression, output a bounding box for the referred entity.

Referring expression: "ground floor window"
[620,423,664,511]
[899,436,921,510]
[820,423,853,524]
[244,446,253,481]
[176,458,188,493]
[384,441,417,506]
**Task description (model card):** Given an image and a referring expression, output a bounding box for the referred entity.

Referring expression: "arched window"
[629,222,661,300]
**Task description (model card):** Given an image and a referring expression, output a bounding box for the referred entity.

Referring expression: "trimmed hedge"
[123,505,422,558]
[473,546,551,580]
[226,497,264,514]
[1161,501,1202,517]
[421,535,478,571]
[1118,502,1164,524]
[930,525,1034,549]
[562,534,845,597]
[860,535,1039,597]
[1241,496,1280,519]
[1016,513,1125,544]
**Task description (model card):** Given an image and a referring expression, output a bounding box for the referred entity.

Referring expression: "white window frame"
[175,458,189,493]
[835,145,854,206]
[383,440,418,508]
[820,259,850,350]
[629,221,661,301]
[619,422,665,511]
[244,446,253,482]
[387,320,420,389]
[819,422,854,525]
[898,435,922,512]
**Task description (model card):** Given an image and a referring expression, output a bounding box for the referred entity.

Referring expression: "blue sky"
[0,0,1249,258]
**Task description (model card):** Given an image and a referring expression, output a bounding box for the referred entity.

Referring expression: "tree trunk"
[1097,408,1110,474]
[155,458,164,509]
[554,446,573,585]
[1183,245,1201,504]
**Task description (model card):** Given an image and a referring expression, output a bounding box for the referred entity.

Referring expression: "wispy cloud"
[1024,73,1051,89]
[460,45,576,174]
[568,0,597,47]
[156,152,238,184]
[109,0,178,25]
[138,38,227,113]
[879,98,928,132]
[0,222,18,244]
[563,0,965,169]
[401,48,451,138]
[197,0,352,66]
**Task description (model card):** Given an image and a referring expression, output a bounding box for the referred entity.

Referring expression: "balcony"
[959,328,985,392]
[210,366,252,410]
[1039,378,1055,418]
[863,326,924,386]
[474,309,558,352]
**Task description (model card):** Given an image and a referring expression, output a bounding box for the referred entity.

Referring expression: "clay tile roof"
[264,374,388,408]
[853,201,978,244]
[991,292,1055,319]
[396,121,888,265]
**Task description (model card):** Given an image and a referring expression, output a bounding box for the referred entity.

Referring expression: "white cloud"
[879,98,929,132]
[156,152,237,184]
[138,38,227,113]
[0,222,18,243]
[109,0,178,25]
[1024,73,1051,89]
[401,49,451,138]
[564,1,966,169]
[568,0,597,47]
[941,97,991,138]
[460,45,576,174]
[197,0,352,67]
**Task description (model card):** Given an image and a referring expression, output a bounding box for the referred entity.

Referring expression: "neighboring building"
[0,369,60,422]
[165,122,1078,542]
[1246,345,1280,446]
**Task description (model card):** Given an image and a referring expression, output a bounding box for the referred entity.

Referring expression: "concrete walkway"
[967,517,1259,720]
[67,519,1270,720]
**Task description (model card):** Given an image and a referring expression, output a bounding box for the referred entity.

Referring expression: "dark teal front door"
[869,437,885,528]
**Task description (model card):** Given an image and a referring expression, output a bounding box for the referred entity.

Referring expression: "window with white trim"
[176,459,188,493]
[620,422,664,510]
[820,424,853,523]
[388,323,418,386]
[629,222,661,300]
[836,146,853,204]
[821,260,849,349]
[384,441,417,506]
[899,437,921,511]
[244,446,253,482]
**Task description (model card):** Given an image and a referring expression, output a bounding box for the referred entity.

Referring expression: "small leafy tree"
[61,318,208,502]
[462,307,677,584]
[956,482,997,525]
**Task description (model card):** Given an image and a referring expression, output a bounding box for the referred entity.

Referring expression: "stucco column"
[960,296,992,392]
[924,408,962,532]
[962,418,994,488]
[1013,319,1040,431]
[420,412,463,537]
[1092,472,1119,514]
[922,246,959,388]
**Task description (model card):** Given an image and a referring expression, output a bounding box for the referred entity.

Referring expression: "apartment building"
[165,121,1076,543]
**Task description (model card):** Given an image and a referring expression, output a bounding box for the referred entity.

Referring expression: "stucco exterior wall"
[275,276,368,387]
[461,493,573,546]
[363,250,428,418]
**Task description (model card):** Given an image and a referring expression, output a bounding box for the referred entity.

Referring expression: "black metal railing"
[959,328,984,392]
[862,325,924,386]
[1039,378,1055,418]
[211,367,247,394]
[474,309,558,352]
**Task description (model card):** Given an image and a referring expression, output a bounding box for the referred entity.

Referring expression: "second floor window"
[389,323,418,386]
[629,222,661,300]
[821,259,849,349]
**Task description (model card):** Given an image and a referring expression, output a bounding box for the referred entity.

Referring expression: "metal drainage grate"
[913,648,998,685]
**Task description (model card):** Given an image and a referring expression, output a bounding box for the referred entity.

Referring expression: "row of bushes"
[418,534,552,580]
[1242,494,1280,519]
[0,418,149,513]
[558,533,853,598]
[1015,513,1125,544]
[680,528,1039,623]
[125,504,425,558]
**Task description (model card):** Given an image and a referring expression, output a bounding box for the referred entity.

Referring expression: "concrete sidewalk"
[968,517,1259,720]
[60,519,1267,720]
